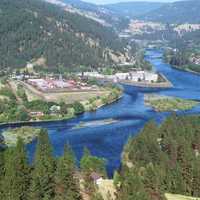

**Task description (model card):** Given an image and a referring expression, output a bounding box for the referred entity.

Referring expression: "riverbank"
[0,77,123,126]
[0,88,123,128]
[0,91,122,146]
[82,89,123,112]
[144,94,199,112]
[172,65,200,76]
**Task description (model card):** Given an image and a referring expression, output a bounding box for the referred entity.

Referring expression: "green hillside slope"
[0,0,126,72]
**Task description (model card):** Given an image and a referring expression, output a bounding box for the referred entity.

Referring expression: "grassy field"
[145,94,199,112]
[42,90,111,104]
[165,193,200,200]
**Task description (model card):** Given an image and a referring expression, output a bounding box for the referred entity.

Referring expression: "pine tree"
[54,144,82,200]
[14,138,30,200]
[113,171,121,188]
[191,159,200,197]
[177,138,193,195]
[0,151,4,199]
[0,151,4,178]
[143,163,163,199]
[80,147,106,176]
[80,147,91,174]
[119,168,149,200]
[2,148,16,200]
[2,138,29,200]
[29,129,55,200]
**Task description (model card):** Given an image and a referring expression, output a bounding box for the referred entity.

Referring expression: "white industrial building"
[83,70,158,83]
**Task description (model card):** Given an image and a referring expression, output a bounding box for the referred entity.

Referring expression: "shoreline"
[0,94,123,129]
[94,94,123,110]
[171,65,200,76]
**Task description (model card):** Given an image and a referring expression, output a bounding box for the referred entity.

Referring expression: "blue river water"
[1,49,200,177]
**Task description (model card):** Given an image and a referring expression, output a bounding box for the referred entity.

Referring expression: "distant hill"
[0,0,128,71]
[62,0,101,12]
[47,0,129,30]
[140,0,200,24]
[104,2,164,18]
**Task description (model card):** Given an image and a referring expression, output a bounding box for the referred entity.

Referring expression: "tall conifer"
[2,138,29,200]
[29,129,55,200]
[54,144,82,200]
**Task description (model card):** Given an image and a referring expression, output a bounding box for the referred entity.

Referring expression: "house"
[30,111,44,117]
[90,172,103,185]
[12,74,24,80]
[26,63,34,69]
[50,105,61,114]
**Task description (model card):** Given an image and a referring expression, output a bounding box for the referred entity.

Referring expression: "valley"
[1,48,200,176]
[0,0,200,199]
[1,48,200,200]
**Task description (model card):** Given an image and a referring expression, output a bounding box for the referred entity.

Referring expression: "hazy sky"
[83,0,181,5]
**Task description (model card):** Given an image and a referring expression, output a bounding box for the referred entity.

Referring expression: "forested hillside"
[46,0,130,30]
[116,115,200,200]
[105,2,164,18]
[0,0,127,72]
[140,0,200,24]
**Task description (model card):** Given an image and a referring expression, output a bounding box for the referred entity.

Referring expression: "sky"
[83,0,181,5]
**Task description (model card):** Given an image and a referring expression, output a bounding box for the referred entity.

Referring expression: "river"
[1,49,200,177]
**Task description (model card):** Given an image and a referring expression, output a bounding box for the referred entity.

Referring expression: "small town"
[26,76,98,92]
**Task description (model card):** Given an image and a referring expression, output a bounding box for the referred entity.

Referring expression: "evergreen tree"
[191,159,200,197]
[119,168,149,200]
[29,129,55,200]
[2,138,29,200]
[113,171,121,188]
[14,138,30,200]
[2,148,16,200]
[80,147,91,174]
[54,144,82,200]
[0,151,4,199]
[0,151,4,178]
[143,163,163,199]
[80,147,106,176]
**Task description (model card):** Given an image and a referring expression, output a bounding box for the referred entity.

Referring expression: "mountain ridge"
[140,0,200,24]
[104,1,165,18]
